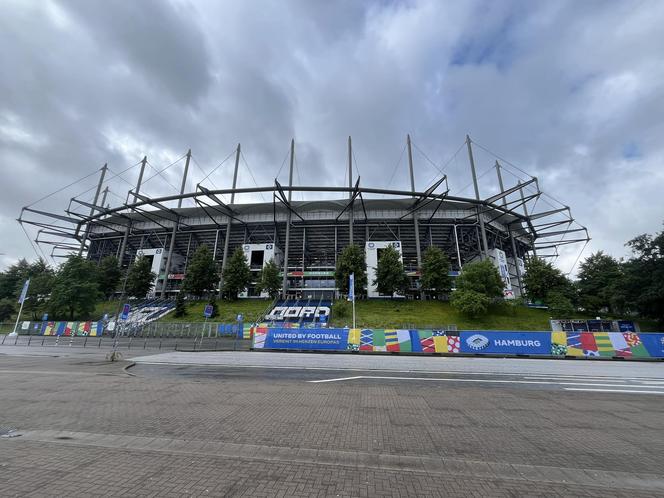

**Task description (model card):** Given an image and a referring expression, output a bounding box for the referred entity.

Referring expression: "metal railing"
[0,321,251,352]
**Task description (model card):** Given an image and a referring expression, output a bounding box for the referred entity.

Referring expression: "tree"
[98,256,121,299]
[0,258,54,319]
[523,257,573,303]
[182,245,219,298]
[222,247,251,300]
[451,289,490,317]
[332,299,351,320]
[20,259,55,320]
[373,245,409,296]
[451,260,503,316]
[125,256,156,298]
[455,260,504,299]
[0,258,31,300]
[576,251,623,314]
[547,290,575,317]
[0,299,15,322]
[619,227,664,324]
[420,246,452,298]
[174,291,187,318]
[48,255,102,320]
[335,244,367,296]
[256,258,281,298]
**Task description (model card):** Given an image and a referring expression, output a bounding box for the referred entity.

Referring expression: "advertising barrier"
[551,331,664,358]
[252,327,664,359]
[263,329,349,350]
[41,321,105,336]
[460,331,551,355]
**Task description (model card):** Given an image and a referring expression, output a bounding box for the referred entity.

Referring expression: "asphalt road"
[1,348,663,496]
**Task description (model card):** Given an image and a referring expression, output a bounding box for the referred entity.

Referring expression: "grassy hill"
[12,298,656,332]
[330,300,662,331]
[328,300,551,330]
[90,299,271,324]
[160,299,271,323]
[162,298,660,331]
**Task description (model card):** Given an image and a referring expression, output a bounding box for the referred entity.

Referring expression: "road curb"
[122,362,137,376]
[250,348,664,361]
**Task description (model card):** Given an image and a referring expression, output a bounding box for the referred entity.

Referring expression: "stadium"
[18,135,589,302]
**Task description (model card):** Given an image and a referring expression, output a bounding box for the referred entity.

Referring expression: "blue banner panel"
[640,333,664,358]
[264,328,349,350]
[460,331,552,355]
[618,320,636,332]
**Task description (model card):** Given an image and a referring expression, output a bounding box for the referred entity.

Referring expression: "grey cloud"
[1,0,663,274]
[58,0,212,105]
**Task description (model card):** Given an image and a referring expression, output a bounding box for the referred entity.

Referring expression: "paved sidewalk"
[129,350,664,378]
[1,353,663,496]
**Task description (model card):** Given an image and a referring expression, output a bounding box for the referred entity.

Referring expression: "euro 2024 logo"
[466,334,489,351]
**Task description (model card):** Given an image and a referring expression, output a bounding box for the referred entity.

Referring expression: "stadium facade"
[19,135,589,300]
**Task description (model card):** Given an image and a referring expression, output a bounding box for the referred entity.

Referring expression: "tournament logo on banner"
[460,331,551,355]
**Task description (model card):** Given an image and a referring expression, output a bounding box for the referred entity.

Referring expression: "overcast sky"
[1,0,663,274]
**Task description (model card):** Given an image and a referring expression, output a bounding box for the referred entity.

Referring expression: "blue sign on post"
[120,304,131,321]
[204,305,214,318]
[460,331,551,355]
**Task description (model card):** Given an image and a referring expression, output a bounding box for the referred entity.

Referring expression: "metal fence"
[0,321,244,337]
[0,321,251,352]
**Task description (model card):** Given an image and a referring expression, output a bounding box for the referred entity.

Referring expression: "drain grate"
[0,427,21,438]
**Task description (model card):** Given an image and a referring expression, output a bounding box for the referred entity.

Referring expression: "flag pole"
[349,272,356,329]
[352,297,355,329]
[10,279,30,337]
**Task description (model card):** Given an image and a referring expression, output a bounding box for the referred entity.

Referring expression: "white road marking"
[0,369,109,376]
[308,375,664,389]
[564,388,664,395]
[307,376,365,383]
[524,376,627,383]
[524,374,664,383]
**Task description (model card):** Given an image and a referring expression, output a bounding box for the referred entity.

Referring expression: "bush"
[547,291,575,317]
[174,292,187,318]
[451,289,490,317]
[456,260,504,299]
[0,298,15,322]
[333,300,351,319]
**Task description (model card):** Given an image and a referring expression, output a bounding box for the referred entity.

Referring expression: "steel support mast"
[281,139,295,298]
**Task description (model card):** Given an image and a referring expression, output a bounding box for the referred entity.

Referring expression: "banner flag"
[348,273,355,302]
[18,279,30,304]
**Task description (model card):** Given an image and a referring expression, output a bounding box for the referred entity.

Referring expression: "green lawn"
[92,298,271,323]
[7,298,660,332]
[328,299,663,331]
[328,300,552,330]
[159,299,272,323]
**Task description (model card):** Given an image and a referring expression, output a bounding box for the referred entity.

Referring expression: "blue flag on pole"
[18,279,30,304]
[348,273,354,302]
